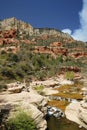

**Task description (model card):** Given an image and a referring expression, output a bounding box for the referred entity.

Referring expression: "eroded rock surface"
[65,96,87,129]
[0,83,47,130]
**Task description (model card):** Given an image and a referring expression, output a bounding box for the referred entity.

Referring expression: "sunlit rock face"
[65,96,87,129]
[0,17,34,36]
[78,96,87,125]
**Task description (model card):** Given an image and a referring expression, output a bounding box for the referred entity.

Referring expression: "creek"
[46,116,86,130]
[46,81,85,130]
[46,94,86,130]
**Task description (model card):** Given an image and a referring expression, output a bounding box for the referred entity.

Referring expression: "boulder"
[65,97,87,129]
[8,86,23,93]
[21,103,47,130]
[7,82,26,93]
[3,29,16,38]
[70,52,87,59]
[61,66,81,73]
[50,42,62,47]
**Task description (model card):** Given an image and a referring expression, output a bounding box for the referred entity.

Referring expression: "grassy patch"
[52,92,83,100]
[48,100,69,112]
[6,111,37,130]
[34,85,44,94]
[55,83,83,93]
[65,71,74,81]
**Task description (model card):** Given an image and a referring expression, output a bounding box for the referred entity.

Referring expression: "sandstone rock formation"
[50,41,62,47]
[65,96,87,129]
[21,103,47,130]
[0,82,48,130]
[7,82,26,93]
[0,46,20,53]
[0,17,33,36]
[0,29,16,38]
[30,78,59,88]
[70,52,87,59]
[34,46,68,57]
[8,86,23,93]
[61,66,81,73]
[0,17,74,40]
[3,29,16,38]
[34,28,73,39]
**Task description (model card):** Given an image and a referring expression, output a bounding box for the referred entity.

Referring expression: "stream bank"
[0,77,87,130]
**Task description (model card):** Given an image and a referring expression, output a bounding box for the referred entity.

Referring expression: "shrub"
[1,50,6,54]
[8,53,19,62]
[35,71,47,80]
[34,84,44,94]
[1,67,16,79]
[65,71,74,81]
[0,83,7,91]
[6,111,37,130]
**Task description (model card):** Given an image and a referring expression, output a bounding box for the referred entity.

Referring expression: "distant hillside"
[33,28,72,39]
[0,17,87,85]
[0,17,73,39]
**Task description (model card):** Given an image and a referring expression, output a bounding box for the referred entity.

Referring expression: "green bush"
[6,111,37,130]
[8,53,19,62]
[1,67,16,79]
[34,84,44,94]
[1,50,6,54]
[0,83,7,91]
[65,71,74,81]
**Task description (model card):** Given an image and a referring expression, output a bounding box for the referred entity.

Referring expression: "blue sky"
[0,0,87,41]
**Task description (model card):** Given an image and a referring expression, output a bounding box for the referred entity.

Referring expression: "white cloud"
[62,29,72,35]
[72,0,87,42]
[62,0,87,42]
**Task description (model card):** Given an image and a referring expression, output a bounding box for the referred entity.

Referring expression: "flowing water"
[46,116,86,130]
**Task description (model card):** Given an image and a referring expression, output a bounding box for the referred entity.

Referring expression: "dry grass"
[55,84,72,92]
[55,83,83,93]
[52,92,83,100]
[48,100,69,112]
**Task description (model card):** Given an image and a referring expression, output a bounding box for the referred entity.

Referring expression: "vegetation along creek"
[46,80,87,130]
[0,17,87,130]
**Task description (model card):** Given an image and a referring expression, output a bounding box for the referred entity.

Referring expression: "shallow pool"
[46,116,86,130]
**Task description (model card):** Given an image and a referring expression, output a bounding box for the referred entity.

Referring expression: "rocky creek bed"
[0,77,87,130]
